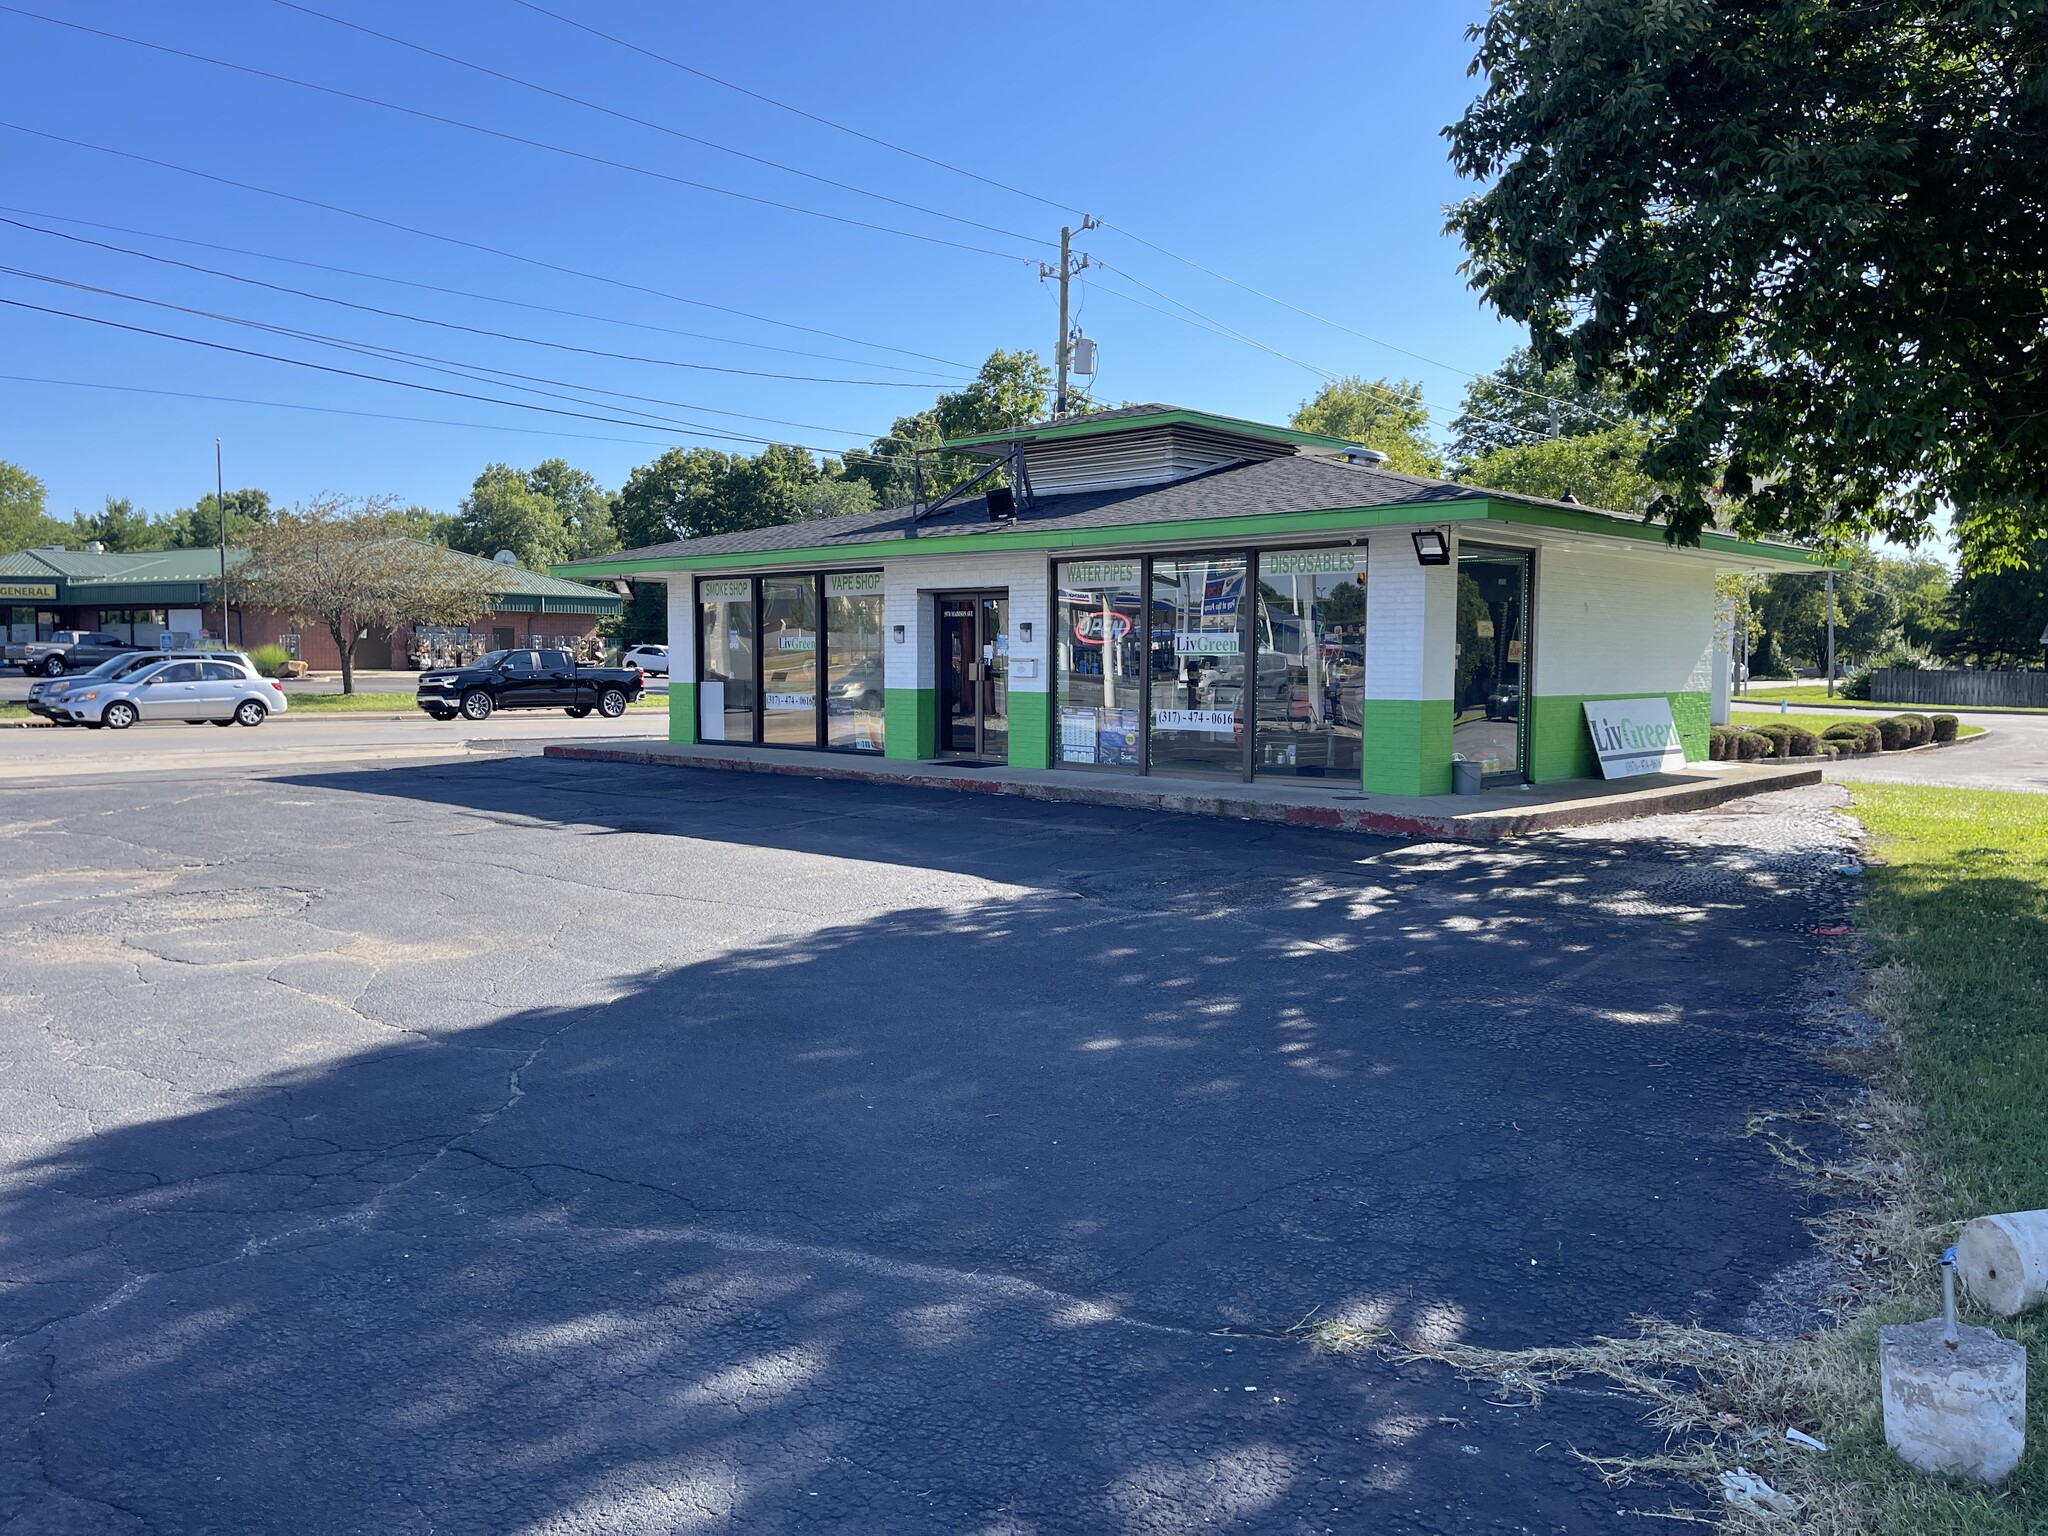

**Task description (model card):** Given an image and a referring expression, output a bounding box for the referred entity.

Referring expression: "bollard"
[1957,1210,2048,1318]
[1880,1250,2027,1484]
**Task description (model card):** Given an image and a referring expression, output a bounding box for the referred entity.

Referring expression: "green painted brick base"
[1361,698,1455,796]
[884,687,936,760]
[1006,691,1050,769]
[668,681,697,744]
[1528,691,1709,781]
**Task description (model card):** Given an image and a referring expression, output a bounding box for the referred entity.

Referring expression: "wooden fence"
[1871,669,2048,708]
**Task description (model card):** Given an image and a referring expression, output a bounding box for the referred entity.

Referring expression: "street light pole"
[1825,568,1837,698]
[215,438,228,645]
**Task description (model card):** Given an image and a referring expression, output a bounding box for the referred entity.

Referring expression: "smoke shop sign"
[700,578,749,600]
[1582,698,1687,778]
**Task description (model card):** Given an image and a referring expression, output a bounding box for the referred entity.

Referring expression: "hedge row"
[1706,713,1958,762]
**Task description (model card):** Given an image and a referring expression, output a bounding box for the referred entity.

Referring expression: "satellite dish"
[492,549,518,565]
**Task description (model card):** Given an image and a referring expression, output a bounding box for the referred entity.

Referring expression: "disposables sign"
[1582,698,1687,778]
[1262,549,1365,577]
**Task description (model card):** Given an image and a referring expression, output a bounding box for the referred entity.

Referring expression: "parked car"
[62,657,288,729]
[826,654,883,714]
[621,643,669,676]
[7,630,146,676]
[28,649,255,724]
[414,649,644,721]
[1485,686,1522,722]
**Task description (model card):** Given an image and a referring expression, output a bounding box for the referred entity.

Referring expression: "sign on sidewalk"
[1582,698,1687,778]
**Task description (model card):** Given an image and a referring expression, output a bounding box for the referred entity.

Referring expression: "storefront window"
[759,576,818,745]
[697,578,757,743]
[823,571,885,752]
[1147,555,1247,779]
[97,608,168,646]
[1454,546,1532,782]
[1055,560,1143,770]
[1254,548,1367,777]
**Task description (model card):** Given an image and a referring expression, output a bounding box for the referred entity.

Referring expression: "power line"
[0,6,1043,265]
[0,214,963,392]
[508,0,1082,218]
[268,0,1054,252]
[0,204,960,379]
[0,262,890,443]
[0,292,910,459]
[0,123,971,369]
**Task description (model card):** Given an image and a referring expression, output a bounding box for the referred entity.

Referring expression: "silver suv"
[63,656,290,730]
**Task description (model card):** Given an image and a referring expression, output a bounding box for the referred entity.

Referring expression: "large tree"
[1446,2,2048,563]
[231,496,496,694]
[1950,541,2048,664]
[613,443,873,550]
[844,348,1085,506]
[525,459,618,561]
[1461,422,1662,515]
[1445,347,1631,471]
[165,488,272,551]
[66,496,166,553]
[1290,377,1442,475]
[452,460,615,571]
[0,460,60,556]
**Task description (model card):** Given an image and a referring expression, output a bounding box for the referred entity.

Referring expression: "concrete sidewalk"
[543,738,1822,840]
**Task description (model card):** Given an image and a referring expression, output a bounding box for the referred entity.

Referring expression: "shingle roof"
[559,454,1501,569]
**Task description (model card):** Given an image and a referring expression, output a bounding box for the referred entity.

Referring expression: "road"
[0,708,668,783]
[0,755,1867,1533]
[1733,702,2048,793]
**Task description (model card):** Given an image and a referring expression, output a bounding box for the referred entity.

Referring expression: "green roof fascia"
[1476,498,1824,568]
[553,499,1501,577]
[491,592,623,615]
[939,407,1363,455]
[56,580,219,605]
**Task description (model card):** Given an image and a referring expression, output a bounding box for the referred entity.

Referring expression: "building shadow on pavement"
[1,759,1863,1532]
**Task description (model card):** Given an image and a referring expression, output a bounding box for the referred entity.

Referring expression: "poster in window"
[1096,708,1140,766]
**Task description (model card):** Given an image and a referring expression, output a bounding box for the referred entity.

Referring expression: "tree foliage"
[165,488,272,550]
[1445,347,1630,471]
[0,460,60,556]
[67,496,167,553]
[1462,423,1663,515]
[1290,377,1441,475]
[1951,540,2048,664]
[230,496,496,693]
[613,443,873,550]
[453,459,616,571]
[1446,2,2048,562]
[844,349,1088,505]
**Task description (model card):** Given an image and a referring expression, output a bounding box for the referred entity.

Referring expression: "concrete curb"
[543,743,1824,842]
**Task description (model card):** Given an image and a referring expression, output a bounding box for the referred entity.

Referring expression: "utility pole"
[1039,215,1097,418]
[214,437,228,646]
[1825,568,1837,698]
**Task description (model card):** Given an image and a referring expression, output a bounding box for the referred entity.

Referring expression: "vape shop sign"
[1582,698,1687,778]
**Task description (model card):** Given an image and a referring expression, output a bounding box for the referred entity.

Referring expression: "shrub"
[1786,726,1823,758]
[1749,722,1795,758]
[1841,640,1939,701]
[1734,730,1769,761]
[1894,712,1934,746]
[247,643,293,676]
[1708,725,1736,761]
[1931,713,1959,743]
[1822,721,1878,755]
[1874,716,1914,751]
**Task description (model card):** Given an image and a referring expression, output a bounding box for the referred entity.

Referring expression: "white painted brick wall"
[663,578,696,681]
[1363,530,1455,701]
[881,551,1051,693]
[1534,545,1716,698]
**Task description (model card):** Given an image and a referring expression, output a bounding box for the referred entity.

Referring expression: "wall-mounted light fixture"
[892,624,905,644]
[1018,620,1033,644]
[1411,529,1450,566]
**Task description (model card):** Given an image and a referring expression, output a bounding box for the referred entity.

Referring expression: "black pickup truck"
[415,648,645,722]
[8,630,146,677]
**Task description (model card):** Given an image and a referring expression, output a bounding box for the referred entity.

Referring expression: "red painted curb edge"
[541,744,1824,843]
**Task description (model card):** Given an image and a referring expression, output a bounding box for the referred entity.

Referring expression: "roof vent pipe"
[1341,447,1389,467]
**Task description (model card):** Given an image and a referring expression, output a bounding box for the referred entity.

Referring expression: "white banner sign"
[1583,698,1687,778]
[1153,708,1236,735]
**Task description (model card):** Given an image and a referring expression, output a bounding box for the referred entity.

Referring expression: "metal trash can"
[1452,759,1484,796]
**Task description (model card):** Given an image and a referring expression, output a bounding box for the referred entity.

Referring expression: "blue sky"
[2,0,1516,522]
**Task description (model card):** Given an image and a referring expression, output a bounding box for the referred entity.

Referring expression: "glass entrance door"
[937,592,1008,760]
[1453,546,1533,784]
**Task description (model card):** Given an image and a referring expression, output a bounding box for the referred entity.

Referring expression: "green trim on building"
[556,497,1815,582]
[1006,691,1051,770]
[941,407,1364,454]
[667,682,697,745]
[1361,699,1454,796]
[884,687,936,761]
[1527,691,1710,781]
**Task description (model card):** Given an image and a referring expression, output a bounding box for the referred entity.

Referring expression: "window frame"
[695,570,884,755]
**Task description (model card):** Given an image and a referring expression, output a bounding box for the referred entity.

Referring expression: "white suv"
[621,644,669,676]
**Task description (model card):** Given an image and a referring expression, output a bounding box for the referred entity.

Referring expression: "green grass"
[1742,683,2048,716]
[0,702,27,720]
[1814,786,2048,1532]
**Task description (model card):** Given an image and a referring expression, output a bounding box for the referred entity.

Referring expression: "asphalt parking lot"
[0,759,1864,1533]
